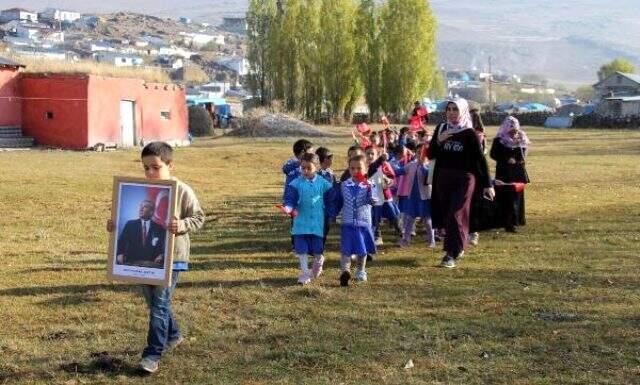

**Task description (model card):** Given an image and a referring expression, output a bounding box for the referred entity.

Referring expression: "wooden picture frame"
[107,177,178,287]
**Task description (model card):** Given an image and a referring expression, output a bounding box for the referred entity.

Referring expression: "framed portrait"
[107,177,178,287]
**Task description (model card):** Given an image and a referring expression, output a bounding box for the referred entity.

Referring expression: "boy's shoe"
[355,270,368,282]
[311,256,325,278]
[440,255,456,269]
[375,237,384,246]
[167,335,184,351]
[456,250,465,260]
[298,271,312,285]
[339,270,351,287]
[469,232,479,246]
[139,357,159,374]
[505,226,518,233]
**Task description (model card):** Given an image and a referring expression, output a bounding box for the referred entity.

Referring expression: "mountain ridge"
[2,0,638,84]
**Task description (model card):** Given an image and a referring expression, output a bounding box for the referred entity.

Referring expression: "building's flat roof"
[0,56,25,67]
[605,95,640,102]
[2,8,36,13]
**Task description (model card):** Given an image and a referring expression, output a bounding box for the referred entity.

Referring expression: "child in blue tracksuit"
[282,153,333,285]
[331,154,377,287]
[282,139,314,248]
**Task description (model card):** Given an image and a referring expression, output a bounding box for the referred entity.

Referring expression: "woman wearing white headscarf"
[427,98,494,268]
[490,116,530,232]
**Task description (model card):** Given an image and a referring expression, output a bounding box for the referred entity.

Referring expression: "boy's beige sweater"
[173,178,205,263]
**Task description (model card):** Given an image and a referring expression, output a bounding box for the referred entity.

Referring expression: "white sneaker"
[355,270,368,282]
[440,255,456,268]
[375,237,384,246]
[469,232,479,246]
[139,357,159,373]
[297,271,311,285]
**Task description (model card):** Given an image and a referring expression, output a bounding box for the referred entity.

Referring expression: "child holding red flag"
[330,154,378,286]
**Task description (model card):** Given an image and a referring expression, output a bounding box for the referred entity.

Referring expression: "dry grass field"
[0,127,639,384]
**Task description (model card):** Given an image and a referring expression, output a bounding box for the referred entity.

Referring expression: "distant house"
[94,52,144,67]
[90,42,116,52]
[593,72,640,101]
[215,57,249,76]
[597,96,640,117]
[221,17,247,34]
[158,46,195,59]
[9,47,68,60]
[39,8,81,23]
[14,22,51,40]
[180,32,225,48]
[199,81,231,99]
[0,8,38,23]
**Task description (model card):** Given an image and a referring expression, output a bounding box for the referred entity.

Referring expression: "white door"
[120,100,136,147]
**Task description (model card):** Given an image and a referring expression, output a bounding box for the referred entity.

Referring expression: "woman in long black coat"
[428,99,494,268]
[490,116,530,232]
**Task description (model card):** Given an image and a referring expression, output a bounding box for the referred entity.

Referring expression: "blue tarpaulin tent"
[186,96,231,117]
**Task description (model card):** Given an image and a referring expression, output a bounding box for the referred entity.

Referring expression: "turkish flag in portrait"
[147,187,170,227]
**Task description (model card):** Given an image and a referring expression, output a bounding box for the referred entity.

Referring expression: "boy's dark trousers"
[141,270,181,361]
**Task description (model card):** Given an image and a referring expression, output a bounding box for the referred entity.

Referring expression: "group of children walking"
[279,122,441,287]
[102,99,531,374]
[279,101,531,284]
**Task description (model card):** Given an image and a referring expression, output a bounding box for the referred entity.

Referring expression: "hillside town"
[0,7,250,96]
[1,5,639,151]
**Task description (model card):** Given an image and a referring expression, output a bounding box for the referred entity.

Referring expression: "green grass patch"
[0,127,639,384]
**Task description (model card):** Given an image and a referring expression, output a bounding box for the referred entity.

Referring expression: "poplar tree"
[381,0,437,114]
[355,0,382,119]
[246,0,277,105]
[319,0,359,120]
[297,0,324,121]
[280,0,301,111]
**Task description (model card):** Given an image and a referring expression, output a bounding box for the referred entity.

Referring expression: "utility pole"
[488,56,493,110]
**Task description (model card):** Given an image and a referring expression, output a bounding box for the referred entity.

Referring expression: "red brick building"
[0,58,189,149]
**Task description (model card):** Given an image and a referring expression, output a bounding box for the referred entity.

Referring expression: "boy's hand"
[116,254,124,264]
[168,217,180,234]
[106,219,114,232]
[508,158,516,165]
[276,204,297,218]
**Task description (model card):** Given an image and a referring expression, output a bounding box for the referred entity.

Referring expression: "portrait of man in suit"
[116,199,166,268]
